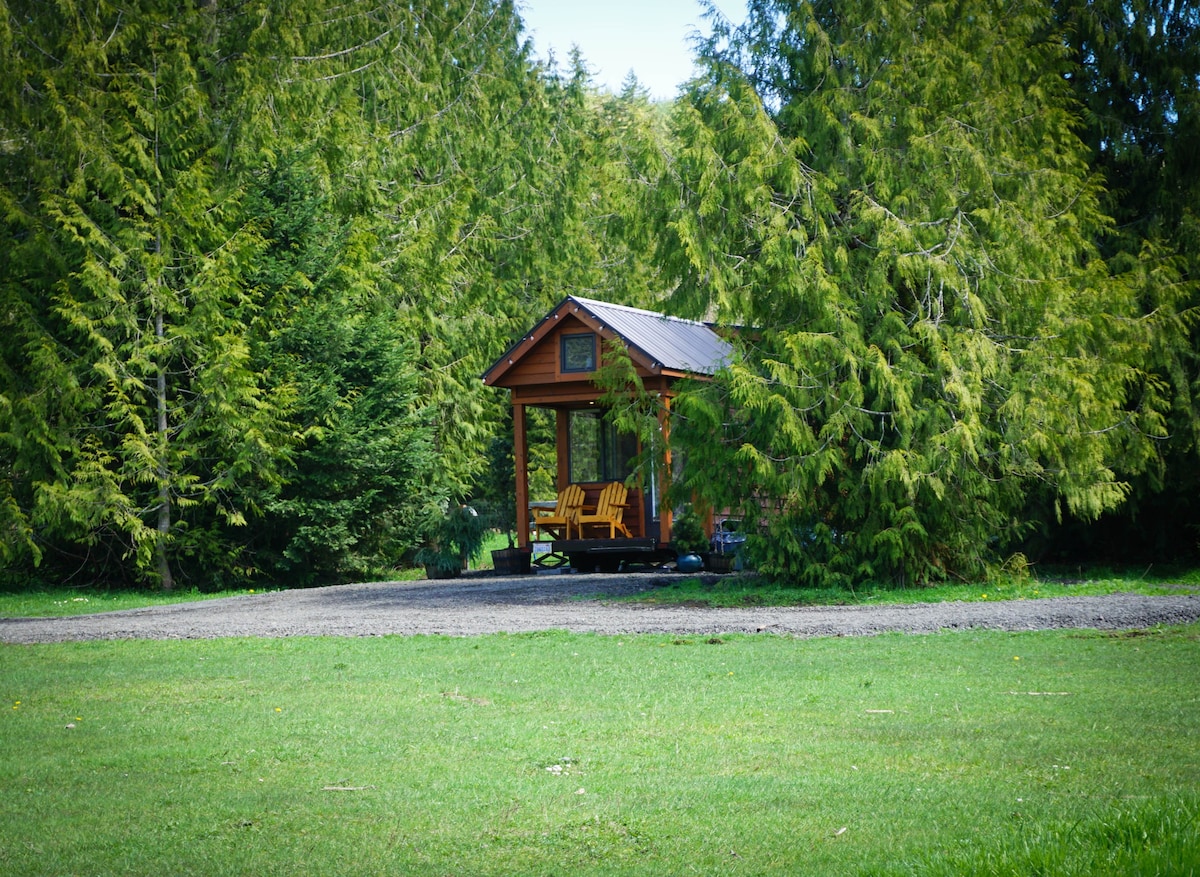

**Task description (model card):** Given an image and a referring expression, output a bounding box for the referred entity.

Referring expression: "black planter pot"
[706,553,736,573]
[491,547,533,575]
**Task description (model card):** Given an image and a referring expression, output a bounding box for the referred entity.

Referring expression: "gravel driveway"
[2,572,1199,644]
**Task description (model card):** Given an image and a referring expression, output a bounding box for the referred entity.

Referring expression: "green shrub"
[671,505,709,554]
[416,504,487,577]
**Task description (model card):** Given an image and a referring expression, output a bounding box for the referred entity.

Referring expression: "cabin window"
[568,410,637,484]
[560,333,596,373]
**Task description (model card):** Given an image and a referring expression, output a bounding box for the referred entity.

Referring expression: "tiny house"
[482,296,731,568]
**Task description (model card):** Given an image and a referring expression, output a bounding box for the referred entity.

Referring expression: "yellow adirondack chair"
[533,483,585,541]
[575,482,633,539]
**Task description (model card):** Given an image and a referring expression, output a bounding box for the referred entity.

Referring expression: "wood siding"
[495,315,664,392]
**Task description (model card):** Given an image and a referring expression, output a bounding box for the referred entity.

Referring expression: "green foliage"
[416,504,488,577]
[591,338,668,491]
[665,0,1162,585]
[377,31,674,503]
[229,157,435,587]
[671,505,710,554]
[1037,0,1200,564]
[0,0,674,589]
[4,0,1187,591]
[522,406,559,502]
[475,411,520,536]
[0,0,297,587]
[256,304,432,585]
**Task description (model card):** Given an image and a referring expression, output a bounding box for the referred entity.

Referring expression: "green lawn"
[0,584,280,619]
[610,566,1200,608]
[2,626,1197,875]
[0,533,507,620]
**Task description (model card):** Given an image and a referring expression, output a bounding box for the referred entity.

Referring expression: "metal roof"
[570,296,731,376]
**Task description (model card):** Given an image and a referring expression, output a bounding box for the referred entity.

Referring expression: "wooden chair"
[533,483,585,541]
[575,482,634,539]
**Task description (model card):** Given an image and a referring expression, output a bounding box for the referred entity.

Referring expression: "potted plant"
[474,496,532,576]
[707,518,746,573]
[671,505,708,573]
[471,423,532,576]
[490,531,532,575]
[417,504,487,579]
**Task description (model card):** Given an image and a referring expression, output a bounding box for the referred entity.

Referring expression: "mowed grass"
[0,532,494,619]
[616,566,1200,608]
[2,626,1198,876]
[0,585,285,618]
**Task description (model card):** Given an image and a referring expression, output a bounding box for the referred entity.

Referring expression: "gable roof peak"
[563,295,731,377]
[482,294,732,387]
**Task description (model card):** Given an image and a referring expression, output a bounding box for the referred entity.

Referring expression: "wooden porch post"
[658,397,673,543]
[555,408,570,489]
[514,402,530,549]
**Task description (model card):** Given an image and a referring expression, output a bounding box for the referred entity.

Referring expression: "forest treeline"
[1,0,1197,589]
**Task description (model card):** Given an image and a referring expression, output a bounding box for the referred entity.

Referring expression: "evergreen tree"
[665,0,1159,584]
[0,0,672,588]
[238,158,433,586]
[0,0,294,587]
[1038,0,1200,562]
[356,7,673,504]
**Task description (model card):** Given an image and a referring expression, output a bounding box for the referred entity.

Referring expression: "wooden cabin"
[482,296,731,568]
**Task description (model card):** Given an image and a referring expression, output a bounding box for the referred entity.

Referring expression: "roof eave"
[481,296,575,386]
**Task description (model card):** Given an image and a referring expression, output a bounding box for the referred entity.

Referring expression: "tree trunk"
[155,308,174,591]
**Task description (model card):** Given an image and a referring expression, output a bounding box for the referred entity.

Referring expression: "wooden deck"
[534,538,677,573]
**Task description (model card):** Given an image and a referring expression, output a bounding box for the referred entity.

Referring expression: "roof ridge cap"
[569,295,708,327]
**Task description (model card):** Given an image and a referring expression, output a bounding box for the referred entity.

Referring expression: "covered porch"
[516,404,672,571]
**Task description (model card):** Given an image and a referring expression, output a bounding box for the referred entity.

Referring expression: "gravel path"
[2,572,1199,644]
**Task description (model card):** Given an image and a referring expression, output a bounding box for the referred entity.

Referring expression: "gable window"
[560,333,596,373]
